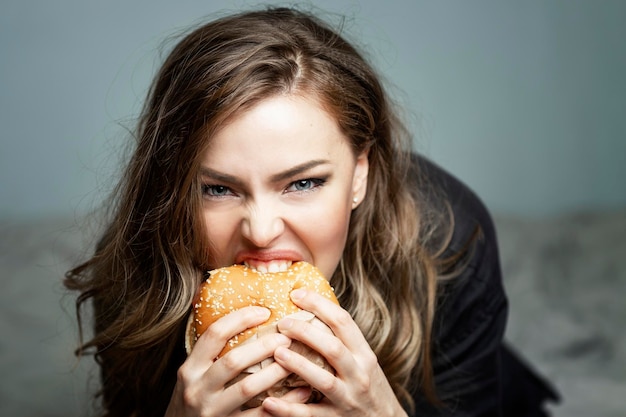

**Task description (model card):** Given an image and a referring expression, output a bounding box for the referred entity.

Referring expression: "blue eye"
[287,178,326,193]
[202,184,233,197]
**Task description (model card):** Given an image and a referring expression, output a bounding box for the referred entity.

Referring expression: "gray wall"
[2,0,625,219]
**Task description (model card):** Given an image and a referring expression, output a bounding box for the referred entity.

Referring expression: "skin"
[197,94,368,279]
[166,94,408,416]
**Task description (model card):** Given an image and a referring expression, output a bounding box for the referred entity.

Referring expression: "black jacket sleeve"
[409,156,558,417]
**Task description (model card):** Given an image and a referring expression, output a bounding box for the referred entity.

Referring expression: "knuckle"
[362,350,378,370]
[262,333,289,351]
[219,351,240,371]
[236,375,258,398]
[317,372,339,393]
[354,372,371,394]
[332,308,353,328]
[341,395,359,412]
[204,324,229,343]
[181,385,198,408]
[175,365,202,409]
[176,363,192,384]
[323,338,345,361]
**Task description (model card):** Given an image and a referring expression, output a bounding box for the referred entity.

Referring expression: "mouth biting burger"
[185,261,339,408]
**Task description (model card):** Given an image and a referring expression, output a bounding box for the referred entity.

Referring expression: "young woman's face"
[199,94,368,279]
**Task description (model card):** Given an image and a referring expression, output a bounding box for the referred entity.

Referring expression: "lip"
[234,249,304,265]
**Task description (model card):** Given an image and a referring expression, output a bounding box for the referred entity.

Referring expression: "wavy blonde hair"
[65,7,450,416]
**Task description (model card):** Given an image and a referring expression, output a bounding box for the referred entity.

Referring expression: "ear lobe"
[351,151,369,207]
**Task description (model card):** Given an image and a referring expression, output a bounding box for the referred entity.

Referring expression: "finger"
[208,332,292,383]
[187,306,271,367]
[203,332,293,411]
[262,396,328,417]
[276,311,373,403]
[278,387,313,404]
[272,344,347,404]
[220,361,293,412]
[287,289,371,356]
[182,306,271,393]
[252,387,312,417]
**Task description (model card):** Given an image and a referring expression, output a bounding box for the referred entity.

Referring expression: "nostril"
[241,207,285,247]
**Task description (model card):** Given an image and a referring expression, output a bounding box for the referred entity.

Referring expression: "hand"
[165,306,310,417]
[262,289,408,417]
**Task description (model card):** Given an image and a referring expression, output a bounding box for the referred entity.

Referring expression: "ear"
[351,150,369,209]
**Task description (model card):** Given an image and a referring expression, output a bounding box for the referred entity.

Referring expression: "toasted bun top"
[186,261,338,356]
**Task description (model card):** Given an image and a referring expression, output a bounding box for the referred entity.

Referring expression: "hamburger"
[185,261,339,408]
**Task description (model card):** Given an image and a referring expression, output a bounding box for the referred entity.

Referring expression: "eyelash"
[201,184,234,198]
[285,178,326,193]
[201,178,327,199]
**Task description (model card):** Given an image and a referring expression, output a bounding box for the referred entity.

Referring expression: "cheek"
[202,211,238,266]
[300,199,353,278]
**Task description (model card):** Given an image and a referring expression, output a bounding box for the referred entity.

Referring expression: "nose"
[241,199,285,247]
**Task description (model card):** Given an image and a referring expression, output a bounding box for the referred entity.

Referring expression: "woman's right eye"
[202,184,234,198]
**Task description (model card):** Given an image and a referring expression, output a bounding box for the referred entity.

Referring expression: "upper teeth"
[244,260,292,274]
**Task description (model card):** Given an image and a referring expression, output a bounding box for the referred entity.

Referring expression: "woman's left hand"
[261,288,408,417]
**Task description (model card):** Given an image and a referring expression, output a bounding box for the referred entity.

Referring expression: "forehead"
[201,94,353,169]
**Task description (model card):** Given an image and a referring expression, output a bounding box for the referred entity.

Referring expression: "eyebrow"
[199,159,331,185]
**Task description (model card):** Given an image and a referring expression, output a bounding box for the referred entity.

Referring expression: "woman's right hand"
[165,306,306,417]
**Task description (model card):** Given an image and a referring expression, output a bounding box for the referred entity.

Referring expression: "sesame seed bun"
[184,261,339,408]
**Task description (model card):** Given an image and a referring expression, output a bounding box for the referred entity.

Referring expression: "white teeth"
[244,260,292,273]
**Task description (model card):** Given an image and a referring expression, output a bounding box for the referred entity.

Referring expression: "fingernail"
[254,307,271,317]
[278,318,294,330]
[274,333,291,345]
[263,397,278,412]
[296,387,312,402]
[290,288,306,301]
[275,346,291,361]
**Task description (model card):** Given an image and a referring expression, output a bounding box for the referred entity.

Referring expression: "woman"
[66,7,558,417]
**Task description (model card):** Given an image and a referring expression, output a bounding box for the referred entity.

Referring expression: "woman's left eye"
[286,178,326,193]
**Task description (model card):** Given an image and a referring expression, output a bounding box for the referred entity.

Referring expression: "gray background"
[2,0,625,219]
[1,1,625,416]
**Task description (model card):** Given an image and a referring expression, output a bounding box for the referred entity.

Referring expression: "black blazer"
[409,156,559,417]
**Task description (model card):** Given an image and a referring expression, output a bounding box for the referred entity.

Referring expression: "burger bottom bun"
[185,309,334,409]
